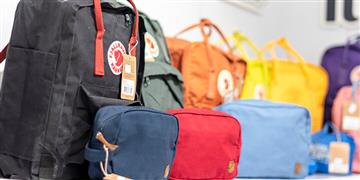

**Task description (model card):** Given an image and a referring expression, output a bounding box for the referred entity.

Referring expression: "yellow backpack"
[227,32,270,99]
[261,37,328,132]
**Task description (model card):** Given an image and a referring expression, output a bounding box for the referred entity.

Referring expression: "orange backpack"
[167,19,246,109]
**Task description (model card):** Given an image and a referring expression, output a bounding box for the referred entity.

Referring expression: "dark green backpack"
[140,13,183,111]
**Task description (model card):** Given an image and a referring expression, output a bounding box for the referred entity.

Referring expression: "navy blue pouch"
[85,106,179,180]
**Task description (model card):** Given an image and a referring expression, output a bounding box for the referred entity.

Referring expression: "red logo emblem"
[217,69,234,97]
[108,41,126,75]
[224,79,230,90]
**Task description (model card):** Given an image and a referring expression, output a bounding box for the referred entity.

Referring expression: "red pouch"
[167,109,241,180]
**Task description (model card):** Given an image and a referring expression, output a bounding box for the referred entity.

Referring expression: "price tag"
[120,54,137,101]
[328,142,350,174]
[342,101,360,131]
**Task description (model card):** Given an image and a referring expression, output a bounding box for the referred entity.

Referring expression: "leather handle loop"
[93,0,139,76]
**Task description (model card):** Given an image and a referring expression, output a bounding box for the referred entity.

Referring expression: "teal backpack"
[140,13,183,111]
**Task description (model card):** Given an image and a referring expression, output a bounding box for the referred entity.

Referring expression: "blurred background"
[0,0,359,71]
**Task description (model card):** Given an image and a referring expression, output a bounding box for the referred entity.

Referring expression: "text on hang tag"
[328,142,350,174]
[342,101,360,131]
[120,54,137,101]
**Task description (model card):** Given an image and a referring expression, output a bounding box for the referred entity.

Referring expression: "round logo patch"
[107,41,126,75]
[144,32,159,60]
[254,84,265,100]
[228,160,235,173]
[217,69,234,97]
[294,163,302,174]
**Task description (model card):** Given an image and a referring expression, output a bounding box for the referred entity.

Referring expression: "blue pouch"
[84,106,179,180]
[215,100,310,178]
[310,123,355,175]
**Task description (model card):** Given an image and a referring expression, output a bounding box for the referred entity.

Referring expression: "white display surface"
[235,173,360,179]
[308,174,360,179]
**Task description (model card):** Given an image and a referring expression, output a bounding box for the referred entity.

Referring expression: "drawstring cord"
[96,132,119,177]
[100,145,110,176]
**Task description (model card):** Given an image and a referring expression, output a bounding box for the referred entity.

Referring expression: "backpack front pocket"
[0,46,57,161]
[141,62,183,111]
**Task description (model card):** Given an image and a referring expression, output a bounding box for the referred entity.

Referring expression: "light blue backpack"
[215,100,311,179]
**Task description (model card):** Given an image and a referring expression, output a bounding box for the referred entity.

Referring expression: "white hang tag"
[342,102,360,131]
[120,54,137,101]
[328,142,350,174]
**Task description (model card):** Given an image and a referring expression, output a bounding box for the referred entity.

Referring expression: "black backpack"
[0,0,145,179]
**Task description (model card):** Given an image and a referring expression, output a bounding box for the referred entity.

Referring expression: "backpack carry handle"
[323,122,342,142]
[231,31,262,61]
[261,37,306,64]
[0,1,140,76]
[174,19,233,55]
[341,35,360,67]
[261,37,310,85]
[174,21,212,40]
[200,19,234,55]
[93,0,139,76]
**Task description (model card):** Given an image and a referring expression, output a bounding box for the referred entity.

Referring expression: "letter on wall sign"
[326,0,336,21]
[344,0,358,21]
[324,0,359,28]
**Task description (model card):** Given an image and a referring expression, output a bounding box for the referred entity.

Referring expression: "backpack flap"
[142,62,184,111]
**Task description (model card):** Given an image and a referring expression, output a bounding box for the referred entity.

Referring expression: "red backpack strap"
[93,0,139,76]
[93,0,105,76]
[0,44,8,64]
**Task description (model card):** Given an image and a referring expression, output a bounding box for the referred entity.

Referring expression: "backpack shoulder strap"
[0,44,8,64]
